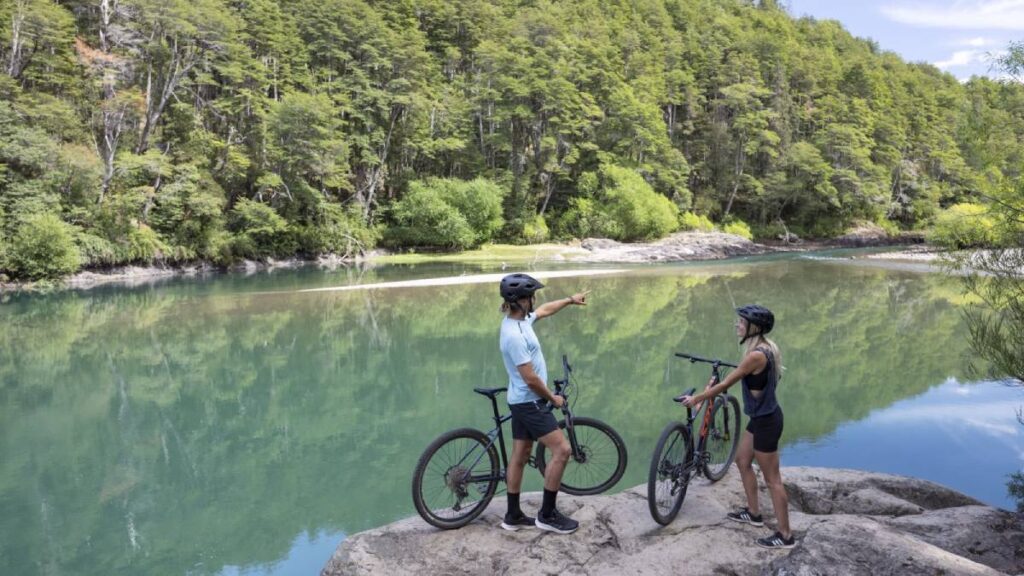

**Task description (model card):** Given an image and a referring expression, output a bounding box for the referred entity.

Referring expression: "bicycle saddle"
[473,387,506,398]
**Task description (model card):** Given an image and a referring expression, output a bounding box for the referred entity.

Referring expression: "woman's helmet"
[500,273,544,302]
[736,304,775,335]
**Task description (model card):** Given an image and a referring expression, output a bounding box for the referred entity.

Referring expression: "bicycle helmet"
[500,273,544,302]
[736,304,774,342]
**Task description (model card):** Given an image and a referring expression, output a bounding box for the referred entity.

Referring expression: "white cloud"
[934,47,1007,70]
[883,0,1024,30]
[935,49,985,68]
[957,36,995,46]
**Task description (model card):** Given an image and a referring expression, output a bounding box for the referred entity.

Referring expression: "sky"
[785,0,1024,80]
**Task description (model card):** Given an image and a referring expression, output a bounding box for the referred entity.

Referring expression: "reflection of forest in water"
[0,260,973,575]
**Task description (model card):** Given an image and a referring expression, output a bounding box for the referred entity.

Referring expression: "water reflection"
[0,258,986,575]
[785,379,1024,509]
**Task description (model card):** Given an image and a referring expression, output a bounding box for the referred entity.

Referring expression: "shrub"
[229,198,290,258]
[295,203,378,257]
[384,184,476,249]
[426,177,505,244]
[566,164,679,241]
[8,214,81,280]
[522,214,550,243]
[723,219,753,240]
[75,231,118,267]
[115,224,169,263]
[556,197,619,239]
[679,211,715,232]
[928,203,996,249]
[590,164,679,241]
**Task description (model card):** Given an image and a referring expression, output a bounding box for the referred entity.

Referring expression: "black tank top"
[741,347,780,417]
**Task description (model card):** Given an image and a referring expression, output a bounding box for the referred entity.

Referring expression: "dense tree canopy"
[2,0,1024,279]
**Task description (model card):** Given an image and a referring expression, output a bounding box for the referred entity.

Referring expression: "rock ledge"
[323,467,1023,576]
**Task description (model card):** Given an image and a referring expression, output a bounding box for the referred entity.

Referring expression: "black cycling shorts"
[509,401,559,441]
[746,408,784,453]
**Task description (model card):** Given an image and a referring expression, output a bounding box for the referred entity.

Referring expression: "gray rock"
[323,467,1023,576]
[579,232,771,263]
[764,515,1004,576]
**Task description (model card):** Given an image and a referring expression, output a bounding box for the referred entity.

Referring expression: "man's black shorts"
[746,408,784,453]
[509,401,559,441]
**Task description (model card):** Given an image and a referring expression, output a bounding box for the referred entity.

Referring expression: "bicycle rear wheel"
[412,428,500,529]
[700,394,741,481]
[534,416,628,496]
[647,422,693,526]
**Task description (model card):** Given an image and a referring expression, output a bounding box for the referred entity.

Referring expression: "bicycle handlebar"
[674,352,737,368]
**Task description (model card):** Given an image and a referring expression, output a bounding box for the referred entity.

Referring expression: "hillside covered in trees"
[2,0,1023,279]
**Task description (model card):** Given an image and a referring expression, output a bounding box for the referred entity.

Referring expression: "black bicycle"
[412,355,628,529]
[647,352,742,525]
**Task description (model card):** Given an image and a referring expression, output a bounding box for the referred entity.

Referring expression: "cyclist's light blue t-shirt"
[499,313,547,405]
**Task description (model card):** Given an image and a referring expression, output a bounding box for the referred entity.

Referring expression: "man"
[498,273,589,535]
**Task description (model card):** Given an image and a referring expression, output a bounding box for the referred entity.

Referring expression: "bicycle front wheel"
[412,427,500,529]
[700,394,741,481]
[647,422,693,526]
[534,416,628,496]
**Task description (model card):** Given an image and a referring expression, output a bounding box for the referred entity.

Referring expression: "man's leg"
[537,428,571,491]
[533,428,578,534]
[506,439,533,515]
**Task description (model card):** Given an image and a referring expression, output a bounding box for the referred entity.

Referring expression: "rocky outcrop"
[322,467,1024,576]
[579,231,772,263]
[830,223,927,248]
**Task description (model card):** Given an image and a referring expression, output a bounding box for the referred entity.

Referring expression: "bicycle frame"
[674,352,739,476]
[461,355,583,486]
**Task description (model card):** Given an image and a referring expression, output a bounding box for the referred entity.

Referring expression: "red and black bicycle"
[647,352,742,525]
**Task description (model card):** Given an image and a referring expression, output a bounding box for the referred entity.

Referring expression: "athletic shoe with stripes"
[726,507,764,527]
[756,531,796,549]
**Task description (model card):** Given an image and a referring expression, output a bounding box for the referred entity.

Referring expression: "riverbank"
[322,467,1023,576]
[0,231,938,293]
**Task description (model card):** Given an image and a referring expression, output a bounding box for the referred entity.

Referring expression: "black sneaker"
[500,512,536,531]
[535,509,579,534]
[726,507,764,527]
[756,531,796,549]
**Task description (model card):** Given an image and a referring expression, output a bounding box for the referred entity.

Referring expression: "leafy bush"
[295,203,378,257]
[679,211,715,232]
[384,184,476,249]
[556,197,619,239]
[228,198,290,258]
[115,224,169,263]
[75,231,118,267]
[426,177,505,244]
[7,214,81,280]
[384,178,505,249]
[522,214,550,243]
[593,164,679,241]
[723,219,753,240]
[928,203,996,249]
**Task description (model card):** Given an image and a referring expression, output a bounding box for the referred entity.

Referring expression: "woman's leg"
[736,430,760,514]
[754,449,791,538]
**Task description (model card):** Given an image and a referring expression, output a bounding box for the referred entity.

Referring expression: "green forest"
[2,0,1024,280]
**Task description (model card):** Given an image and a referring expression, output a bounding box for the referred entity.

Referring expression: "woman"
[681,304,794,549]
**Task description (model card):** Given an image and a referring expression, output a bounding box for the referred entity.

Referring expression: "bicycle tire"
[700,394,741,481]
[412,427,500,529]
[534,416,628,496]
[647,421,694,526]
